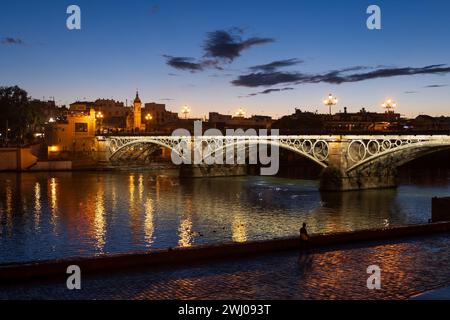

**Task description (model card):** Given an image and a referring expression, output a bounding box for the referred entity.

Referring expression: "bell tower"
[133,91,142,131]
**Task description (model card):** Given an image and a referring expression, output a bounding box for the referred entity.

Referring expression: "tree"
[0,86,40,145]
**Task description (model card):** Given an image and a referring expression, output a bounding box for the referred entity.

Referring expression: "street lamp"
[382,99,397,113]
[235,108,246,118]
[323,93,338,115]
[181,105,190,119]
[145,113,153,132]
[96,111,104,133]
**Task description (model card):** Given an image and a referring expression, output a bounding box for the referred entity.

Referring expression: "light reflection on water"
[0,170,449,264]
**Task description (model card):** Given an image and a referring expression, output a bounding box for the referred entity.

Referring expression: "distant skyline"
[1,0,450,118]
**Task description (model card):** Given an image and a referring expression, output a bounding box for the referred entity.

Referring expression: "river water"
[1,169,449,264]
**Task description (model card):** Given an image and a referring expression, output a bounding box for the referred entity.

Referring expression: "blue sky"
[1,0,450,118]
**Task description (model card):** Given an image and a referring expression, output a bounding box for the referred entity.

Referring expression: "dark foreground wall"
[1,222,450,282]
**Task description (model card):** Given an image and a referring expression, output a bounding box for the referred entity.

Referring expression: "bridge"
[96,135,450,191]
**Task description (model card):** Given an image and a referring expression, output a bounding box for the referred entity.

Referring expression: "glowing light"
[382,98,397,112]
[323,93,338,115]
[235,108,246,118]
[181,105,191,119]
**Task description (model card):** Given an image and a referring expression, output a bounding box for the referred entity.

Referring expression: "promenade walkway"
[1,233,450,300]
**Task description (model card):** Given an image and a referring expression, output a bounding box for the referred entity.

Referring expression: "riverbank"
[1,221,450,282]
[2,231,450,300]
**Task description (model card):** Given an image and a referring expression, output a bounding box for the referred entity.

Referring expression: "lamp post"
[382,98,397,123]
[96,111,104,134]
[235,108,246,118]
[145,113,153,132]
[323,93,338,115]
[181,105,190,119]
[382,99,397,113]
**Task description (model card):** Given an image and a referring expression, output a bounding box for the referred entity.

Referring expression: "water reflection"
[5,182,13,233]
[232,212,247,243]
[144,197,154,247]
[49,177,58,229]
[94,182,106,252]
[0,170,449,264]
[34,182,41,231]
[179,198,194,248]
[111,183,118,213]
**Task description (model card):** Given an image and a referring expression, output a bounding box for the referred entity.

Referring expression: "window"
[75,123,88,132]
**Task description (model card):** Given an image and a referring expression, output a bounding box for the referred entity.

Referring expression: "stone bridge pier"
[320,136,450,191]
[320,139,397,191]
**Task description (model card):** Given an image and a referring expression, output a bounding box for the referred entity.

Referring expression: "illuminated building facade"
[45,106,96,159]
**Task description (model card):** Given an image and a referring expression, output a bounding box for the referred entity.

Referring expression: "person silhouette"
[298,222,313,269]
[299,222,309,249]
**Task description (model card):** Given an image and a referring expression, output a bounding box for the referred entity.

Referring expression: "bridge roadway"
[95,134,450,190]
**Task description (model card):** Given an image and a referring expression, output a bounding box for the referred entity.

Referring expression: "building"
[126,91,142,131]
[63,92,183,134]
[327,107,401,132]
[93,99,127,130]
[143,103,179,126]
[126,92,144,131]
[409,115,450,131]
[45,107,96,159]
[273,107,402,134]
[125,92,181,132]
[208,112,272,132]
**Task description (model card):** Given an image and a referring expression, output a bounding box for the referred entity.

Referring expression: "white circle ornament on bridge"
[312,140,329,162]
[348,140,367,163]
[302,140,313,154]
[367,140,380,156]
[381,140,392,151]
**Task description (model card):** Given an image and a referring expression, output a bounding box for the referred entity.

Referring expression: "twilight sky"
[1,0,450,118]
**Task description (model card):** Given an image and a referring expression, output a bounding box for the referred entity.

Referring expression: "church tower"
[133,91,142,131]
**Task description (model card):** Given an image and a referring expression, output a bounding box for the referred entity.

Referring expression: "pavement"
[1,233,450,300]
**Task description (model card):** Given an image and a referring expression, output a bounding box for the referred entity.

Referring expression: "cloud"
[325,65,450,84]
[203,29,274,61]
[232,71,306,87]
[209,73,234,78]
[164,28,274,73]
[244,87,294,97]
[424,84,448,88]
[163,55,205,72]
[232,64,450,87]
[163,55,223,72]
[1,37,24,45]
[249,59,303,72]
[404,91,418,94]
